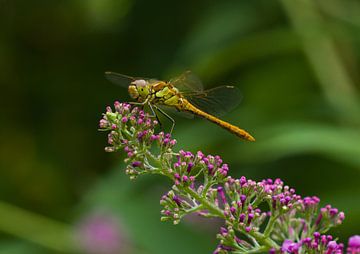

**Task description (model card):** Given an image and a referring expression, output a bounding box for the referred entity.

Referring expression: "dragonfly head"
[128,79,149,100]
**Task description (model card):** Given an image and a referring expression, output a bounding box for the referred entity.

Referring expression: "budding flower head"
[99,103,349,254]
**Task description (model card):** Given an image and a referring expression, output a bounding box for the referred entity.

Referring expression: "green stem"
[184,204,204,214]
[233,246,268,254]
[183,186,225,218]
[264,215,278,237]
[247,230,279,249]
[0,201,76,252]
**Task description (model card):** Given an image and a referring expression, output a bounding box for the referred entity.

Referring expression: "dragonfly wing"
[157,104,194,119]
[169,71,204,93]
[105,71,137,88]
[185,86,242,117]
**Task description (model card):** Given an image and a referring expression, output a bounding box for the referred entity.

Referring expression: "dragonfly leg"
[154,105,175,134]
[129,101,147,110]
[129,101,145,105]
[148,103,162,128]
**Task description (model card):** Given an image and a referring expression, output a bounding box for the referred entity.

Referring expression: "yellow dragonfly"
[105,71,255,141]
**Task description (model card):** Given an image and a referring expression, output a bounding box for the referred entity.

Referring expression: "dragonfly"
[105,71,255,141]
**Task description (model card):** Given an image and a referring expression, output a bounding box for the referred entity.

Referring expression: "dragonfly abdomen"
[180,100,255,141]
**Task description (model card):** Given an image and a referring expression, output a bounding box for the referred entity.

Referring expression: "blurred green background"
[1,0,360,253]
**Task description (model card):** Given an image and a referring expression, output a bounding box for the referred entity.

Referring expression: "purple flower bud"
[123,103,130,111]
[172,196,182,206]
[285,196,291,203]
[240,195,246,204]
[121,117,128,123]
[217,187,227,205]
[145,119,152,127]
[137,130,148,140]
[131,161,142,167]
[347,235,360,254]
[187,162,193,173]
[163,210,172,216]
[182,175,188,182]
[311,241,318,249]
[99,119,108,128]
[214,155,222,166]
[303,237,312,246]
[247,213,254,224]
[338,212,345,221]
[239,213,246,223]
[240,176,247,186]
[114,100,121,109]
[202,157,209,164]
[314,232,321,240]
[185,151,193,158]
[321,235,328,245]
[315,213,322,226]
[280,198,286,205]
[170,139,177,146]
[269,248,276,254]
[150,135,158,141]
[327,240,338,250]
[329,208,338,216]
[281,239,294,252]
[220,227,228,235]
[272,198,277,209]
[196,151,204,159]
[207,164,214,173]
[219,164,229,176]
[219,244,234,251]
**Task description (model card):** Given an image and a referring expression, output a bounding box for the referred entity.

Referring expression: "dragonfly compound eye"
[132,79,147,87]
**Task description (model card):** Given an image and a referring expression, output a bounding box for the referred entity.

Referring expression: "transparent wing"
[157,105,195,119]
[105,71,137,88]
[169,71,204,93]
[185,86,242,117]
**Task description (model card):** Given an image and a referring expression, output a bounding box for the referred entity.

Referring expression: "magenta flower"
[99,103,355,254]
[76,211,129,254]
[347,235,360,254]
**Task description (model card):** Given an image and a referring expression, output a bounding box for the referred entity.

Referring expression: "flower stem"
[264,215,278,237]
[183,186,225,218]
